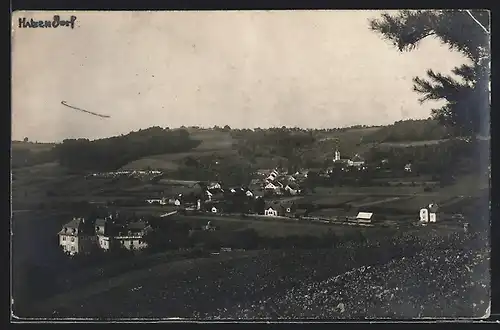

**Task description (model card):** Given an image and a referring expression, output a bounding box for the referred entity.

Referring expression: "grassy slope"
[121,129,236,170]
[121,126,388,171]
[11,141,56,153]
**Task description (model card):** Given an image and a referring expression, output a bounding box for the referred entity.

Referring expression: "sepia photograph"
[11,9,490,320]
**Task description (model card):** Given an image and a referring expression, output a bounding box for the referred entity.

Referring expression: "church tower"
[334,150,341,162]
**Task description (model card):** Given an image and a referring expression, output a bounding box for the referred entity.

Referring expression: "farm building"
[346,211,377,224]
[203,201,224,214]
[265,181,283,192]
[404,163,412,172]
[208,182,222,190]
[419,203,439,224]
[265,169,280,182]
[207,188,225,201]
[145,197,167,205]
[284,183,301,195]
[263,201,297,217]
[356,212,374,223]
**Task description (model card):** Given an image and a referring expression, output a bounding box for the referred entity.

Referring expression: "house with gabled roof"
[58,217,97,256]
[285,182,301,195]
[263,200,297,217]
[265,182,280,191]
[208,182,222,190]
[114,220,153,251]
[203,201,225,214]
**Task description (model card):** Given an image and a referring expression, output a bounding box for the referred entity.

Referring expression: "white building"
[265,182,280,190]
[146,198,167,205]
[208,182,222,190]
[266,169,279,182]
[285,184,300,195]
[419,203,439,224]
[114,221,153,251]
[419,208,429,223]
[205,190,214,201]
[264,207,279,217]
[58,218,96,256]
[356,212,373,224]
[334,150,341,162]
[347,159,365,167]
[428,203,438,222]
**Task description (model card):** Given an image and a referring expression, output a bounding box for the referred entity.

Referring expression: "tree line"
[362,119,453,143]
[53,127,201,172]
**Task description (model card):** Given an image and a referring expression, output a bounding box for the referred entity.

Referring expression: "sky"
[12,10,468,142]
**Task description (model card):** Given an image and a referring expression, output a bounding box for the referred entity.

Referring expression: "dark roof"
[60,217,93,235]
[64,218,83,229]
[428,204,439,213]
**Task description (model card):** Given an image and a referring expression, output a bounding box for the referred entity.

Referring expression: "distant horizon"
[12,117,435,144]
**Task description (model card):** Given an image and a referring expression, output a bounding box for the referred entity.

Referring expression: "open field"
[369,195,457,213]
[348,196,410,208]
[171,214,368,237]
[301,195,365,207]
[11,141,56,153]
[121,149,239,171]
[187,129,235,151]
[376,139,450,148]
[28,231,489,319]
[121,129,236,170]
[312,186,426,196]
[318,127,382,141]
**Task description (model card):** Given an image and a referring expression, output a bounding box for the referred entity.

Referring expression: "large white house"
[419,203,439,224]
[58,218,96,256]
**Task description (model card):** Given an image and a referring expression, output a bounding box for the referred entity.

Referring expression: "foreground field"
[30,232,489,319]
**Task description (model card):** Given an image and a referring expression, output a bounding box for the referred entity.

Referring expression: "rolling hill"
[11,119,464,173]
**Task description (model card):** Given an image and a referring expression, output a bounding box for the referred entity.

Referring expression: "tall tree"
[369,10,490,137]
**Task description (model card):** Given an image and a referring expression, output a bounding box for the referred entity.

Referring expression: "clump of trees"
[53,127,201,172]
[363,119,452,143]
[234,129,316,173]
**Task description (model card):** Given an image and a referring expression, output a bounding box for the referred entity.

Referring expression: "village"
[57,149,454,257]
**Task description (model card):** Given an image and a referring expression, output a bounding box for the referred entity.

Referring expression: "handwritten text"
[18,15,77,29]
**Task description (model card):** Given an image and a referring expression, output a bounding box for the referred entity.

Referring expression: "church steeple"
[334,149,341,162]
